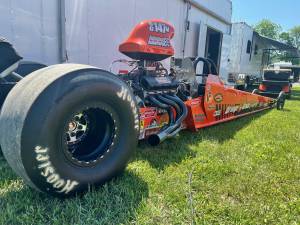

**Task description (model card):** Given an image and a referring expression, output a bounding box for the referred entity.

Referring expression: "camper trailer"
[227,22,300,89]
[0,0,232,78]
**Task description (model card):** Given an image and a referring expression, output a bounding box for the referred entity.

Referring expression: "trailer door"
[220,34,231,80]
[205,27,222,72]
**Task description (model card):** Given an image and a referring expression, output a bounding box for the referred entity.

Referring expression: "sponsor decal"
[214,93,223,103]
[225,105,240,115]
[149,22,170,34]
[194,114,205,122]
[190,98,201,106]
[217,101,270,117]
[208,105,216,110]
[148,35,171,47]
[206,92,213,102]
[140,109,156,120]
[214,110,221,117]
[140,120,145,130]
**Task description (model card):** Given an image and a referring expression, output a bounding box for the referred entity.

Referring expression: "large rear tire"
[0,64,139,197]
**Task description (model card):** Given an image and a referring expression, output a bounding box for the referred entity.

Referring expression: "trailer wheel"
[0,64,139,197]
[276,91,286,110]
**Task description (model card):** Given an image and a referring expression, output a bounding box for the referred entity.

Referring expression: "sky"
[232,0,300,31]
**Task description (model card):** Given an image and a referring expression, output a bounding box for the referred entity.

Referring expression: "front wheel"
[0,64,139,197]
[276,91,286,110]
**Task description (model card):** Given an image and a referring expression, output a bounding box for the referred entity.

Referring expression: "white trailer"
[227,22,299,89]
[0,0,232,78]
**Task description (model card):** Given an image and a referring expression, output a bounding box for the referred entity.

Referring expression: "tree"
[254,19,282,39]
[279,32,294,46]
[290,26,300,49]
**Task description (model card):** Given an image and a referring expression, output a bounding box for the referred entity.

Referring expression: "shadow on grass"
[0,160,148,224]
[136,109,270,170]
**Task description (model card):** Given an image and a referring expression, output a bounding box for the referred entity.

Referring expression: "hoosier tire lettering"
[35,146,79,194]
[117,86,139,131]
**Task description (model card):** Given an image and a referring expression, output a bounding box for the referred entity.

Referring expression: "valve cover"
[141,76,178,91]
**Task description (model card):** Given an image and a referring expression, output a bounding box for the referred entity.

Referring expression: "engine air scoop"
[119,19,175,61]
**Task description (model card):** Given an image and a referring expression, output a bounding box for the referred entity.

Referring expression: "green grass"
[1,88,300,225]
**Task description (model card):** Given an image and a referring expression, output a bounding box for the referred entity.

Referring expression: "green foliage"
[279,26,300,50]
[285,26,300,65]
[278,31,299,64]
[254,19,300,65]
[254,19,282,39]
[290,26,300,49]
[254,20,300,50]
[0,88,300,224]
[279,32,294,46]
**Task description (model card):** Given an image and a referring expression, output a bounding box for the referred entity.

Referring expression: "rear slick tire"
[0,64,139,197]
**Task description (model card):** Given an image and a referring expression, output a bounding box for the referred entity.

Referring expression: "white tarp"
[65,0,231,73]
[0,0,60,64]
[1,0,232,77]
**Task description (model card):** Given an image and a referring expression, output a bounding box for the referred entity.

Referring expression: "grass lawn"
[0,88,299,225]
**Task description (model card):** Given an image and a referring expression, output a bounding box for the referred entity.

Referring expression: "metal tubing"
[148,95,174,125]
[148,94,188,146]
[157,95,181,119]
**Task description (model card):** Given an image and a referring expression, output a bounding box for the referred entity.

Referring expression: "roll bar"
[193,57,218,75]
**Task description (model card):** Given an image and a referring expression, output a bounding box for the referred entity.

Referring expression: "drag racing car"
[0,20,286,197]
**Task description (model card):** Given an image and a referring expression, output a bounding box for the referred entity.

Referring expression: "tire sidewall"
[20,70,139,196]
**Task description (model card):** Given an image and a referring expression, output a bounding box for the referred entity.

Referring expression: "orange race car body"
[139,74,275,140]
